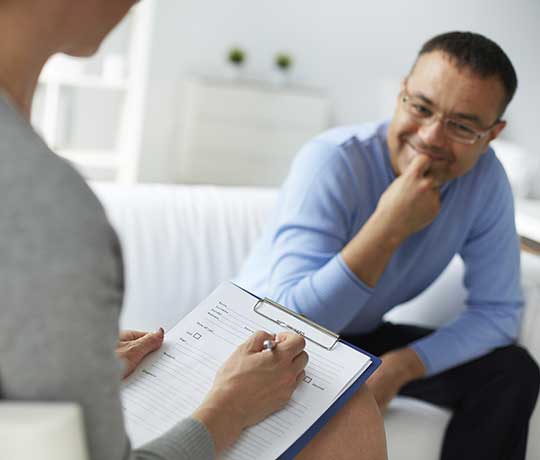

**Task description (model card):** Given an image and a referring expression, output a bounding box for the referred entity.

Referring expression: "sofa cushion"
[385,397,450,460]
[93,183,277,331]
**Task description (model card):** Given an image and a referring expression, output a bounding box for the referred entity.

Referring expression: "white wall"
[136,0,540,183]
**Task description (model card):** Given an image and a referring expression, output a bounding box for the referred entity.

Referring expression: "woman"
[0,1,387,459]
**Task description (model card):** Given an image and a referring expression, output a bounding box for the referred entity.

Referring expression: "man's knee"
[495,345,540,402]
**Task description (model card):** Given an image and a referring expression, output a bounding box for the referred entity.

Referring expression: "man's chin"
[425,168,449,187]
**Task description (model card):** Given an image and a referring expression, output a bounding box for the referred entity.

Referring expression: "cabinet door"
[178,79,329,186]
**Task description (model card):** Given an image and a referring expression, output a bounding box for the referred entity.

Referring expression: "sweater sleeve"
[266,140,375,331]
[138,418,215,460]
[410,157,523,376]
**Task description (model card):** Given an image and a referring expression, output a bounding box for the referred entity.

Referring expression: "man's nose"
[418,118,447,147]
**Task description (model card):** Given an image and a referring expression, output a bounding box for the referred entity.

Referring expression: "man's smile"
[405,139,453,164]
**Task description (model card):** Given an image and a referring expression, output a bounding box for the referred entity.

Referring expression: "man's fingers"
[419,176,442,192]
[406,154,432,178]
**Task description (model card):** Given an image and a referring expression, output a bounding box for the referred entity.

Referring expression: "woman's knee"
[349,385,384,425]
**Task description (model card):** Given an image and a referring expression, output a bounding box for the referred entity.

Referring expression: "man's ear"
[397,78,407,101]
[400,78,407,92]
[488,120,506,142]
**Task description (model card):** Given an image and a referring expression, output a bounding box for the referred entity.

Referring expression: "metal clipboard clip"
[254,297,340,350]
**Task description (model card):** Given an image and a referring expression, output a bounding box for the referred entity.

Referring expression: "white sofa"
[93,182,540,460]
[0,402,88,460]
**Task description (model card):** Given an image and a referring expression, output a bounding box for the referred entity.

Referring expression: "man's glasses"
[400,86,499,145]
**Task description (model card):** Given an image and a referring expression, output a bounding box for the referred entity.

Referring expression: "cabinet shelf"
[39,75,128,90]
[56,149,120,169]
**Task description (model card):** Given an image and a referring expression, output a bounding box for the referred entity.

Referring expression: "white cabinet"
[31,1,155,183]
[177,78,330,187]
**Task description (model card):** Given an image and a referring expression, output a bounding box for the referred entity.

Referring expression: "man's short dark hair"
[416,31,518,117]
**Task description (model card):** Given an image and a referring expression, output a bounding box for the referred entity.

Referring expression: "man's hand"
[342,154,442,288]
[116,328,165,379]
[367,347,426,412]
[376,154,441,240]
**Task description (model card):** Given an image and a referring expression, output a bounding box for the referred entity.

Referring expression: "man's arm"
[263,140,439,332]
[346,155,522,408]
[409,160,523,377]
[341,154,440,408]
[342,154,440,287]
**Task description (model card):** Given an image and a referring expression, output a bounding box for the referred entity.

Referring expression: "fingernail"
[158,327,164,336]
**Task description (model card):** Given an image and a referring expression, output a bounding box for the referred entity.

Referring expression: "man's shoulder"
[463,146,511,193]
[292,121,385,170]
[312,121,383,148]
[452,147,515,236]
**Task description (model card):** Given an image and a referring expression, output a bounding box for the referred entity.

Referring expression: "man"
[237,31,540,459]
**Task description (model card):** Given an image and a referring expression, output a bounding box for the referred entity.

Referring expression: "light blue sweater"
[237,121,523,376]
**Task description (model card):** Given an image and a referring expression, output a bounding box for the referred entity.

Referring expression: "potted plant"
[227,47,246,79]
[273,52,293,85]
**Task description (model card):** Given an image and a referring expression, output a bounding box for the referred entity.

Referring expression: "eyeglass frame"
[399,81,502,145]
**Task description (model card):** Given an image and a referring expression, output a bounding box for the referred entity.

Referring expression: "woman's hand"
[192,331,308,454]
[116,328,165,379]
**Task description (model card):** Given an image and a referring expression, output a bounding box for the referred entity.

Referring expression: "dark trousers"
[344,323,540,460]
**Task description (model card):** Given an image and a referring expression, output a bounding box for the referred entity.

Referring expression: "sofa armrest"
[519,252,540,460]
[0,402,88,460]
[520,252,540,362]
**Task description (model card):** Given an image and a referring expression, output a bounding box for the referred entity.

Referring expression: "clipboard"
[233,284,382,460]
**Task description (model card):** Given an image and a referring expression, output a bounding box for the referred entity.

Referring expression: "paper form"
[122,282,372,460]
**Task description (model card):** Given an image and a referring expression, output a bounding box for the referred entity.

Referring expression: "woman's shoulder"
[0,97,116,246]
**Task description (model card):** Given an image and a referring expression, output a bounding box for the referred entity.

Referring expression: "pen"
[262,336,279,351]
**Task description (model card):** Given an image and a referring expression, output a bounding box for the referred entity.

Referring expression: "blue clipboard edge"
[278,342,381,459]
[230,282,382,460]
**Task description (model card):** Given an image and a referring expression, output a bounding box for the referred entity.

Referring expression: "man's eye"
[449,120,475,135]
[411,104,431,117]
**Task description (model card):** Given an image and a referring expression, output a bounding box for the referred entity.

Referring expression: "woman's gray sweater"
[0,97,215,460]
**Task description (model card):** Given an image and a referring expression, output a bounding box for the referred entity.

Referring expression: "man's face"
[387,51,507,184]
